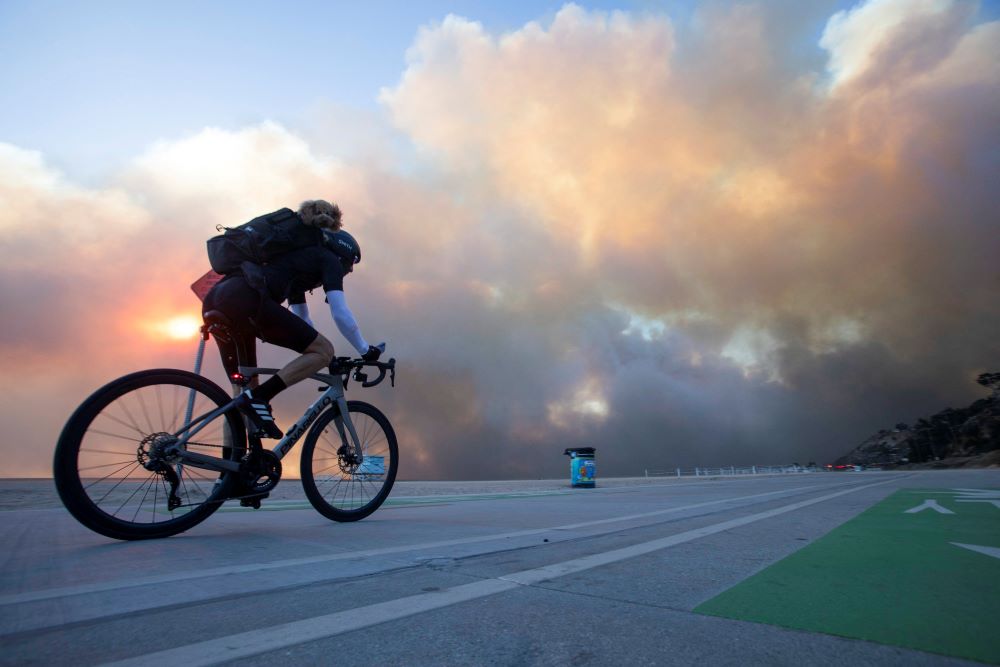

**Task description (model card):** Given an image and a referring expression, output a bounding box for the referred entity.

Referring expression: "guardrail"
[644,466,817,478]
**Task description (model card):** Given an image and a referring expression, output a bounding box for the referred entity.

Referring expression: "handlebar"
[328,356,396,389]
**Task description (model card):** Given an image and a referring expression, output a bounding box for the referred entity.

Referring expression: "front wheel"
[300,400,398,522]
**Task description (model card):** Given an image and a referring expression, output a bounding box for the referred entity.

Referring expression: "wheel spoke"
[314,462,340,475]
[182,467,217,501]
[79,460,139,472]
[91,462,143,503]
[98,409,148,438]
[114,398,148,440]
[152,475,159,520]
[135,389,156,438]
[130,477,156,522]
[155,384,167,437]
[180,471,213,505]
[81,446,138,456]
[85,429,145,445]
[113,473,155,518]
[169,384,183,434]
[85,460,141,489]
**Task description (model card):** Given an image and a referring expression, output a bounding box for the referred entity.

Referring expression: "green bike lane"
[696,487,1000,664]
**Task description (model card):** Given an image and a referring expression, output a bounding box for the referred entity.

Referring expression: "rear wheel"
[53,369,246,540]
[300,400,398,521]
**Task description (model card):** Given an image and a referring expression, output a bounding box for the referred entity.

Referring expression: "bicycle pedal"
[238,491,269,509]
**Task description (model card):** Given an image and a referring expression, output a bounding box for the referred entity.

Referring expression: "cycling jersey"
[261,244,346,305]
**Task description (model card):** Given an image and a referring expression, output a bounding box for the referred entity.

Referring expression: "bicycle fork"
[331,395,364,463]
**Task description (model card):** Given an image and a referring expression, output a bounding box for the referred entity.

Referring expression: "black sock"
[252,375,287,403]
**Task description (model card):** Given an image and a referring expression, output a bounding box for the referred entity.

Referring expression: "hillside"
[838,373,1000,467]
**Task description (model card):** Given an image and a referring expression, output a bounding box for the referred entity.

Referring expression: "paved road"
[1,471,997,665]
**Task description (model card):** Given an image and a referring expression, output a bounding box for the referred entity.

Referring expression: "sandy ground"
[0,476,690,511]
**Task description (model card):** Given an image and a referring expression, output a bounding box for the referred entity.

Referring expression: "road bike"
[53,319,398,541]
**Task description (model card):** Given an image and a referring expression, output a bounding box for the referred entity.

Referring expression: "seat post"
[178,333,209,483]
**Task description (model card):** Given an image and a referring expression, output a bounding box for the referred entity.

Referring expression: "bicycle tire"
[300,400,398,522]
[53,369,246,540]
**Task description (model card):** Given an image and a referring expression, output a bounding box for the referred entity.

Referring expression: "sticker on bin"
[355,456,385,479]
[564,447,597,487]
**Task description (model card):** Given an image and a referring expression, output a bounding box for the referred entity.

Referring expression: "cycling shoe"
[233,391,283,439]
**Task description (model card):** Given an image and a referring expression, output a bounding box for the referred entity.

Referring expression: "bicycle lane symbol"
[901,488,1000,559]
[903,499,954,514]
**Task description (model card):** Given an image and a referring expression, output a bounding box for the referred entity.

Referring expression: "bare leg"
[275,334,335,387]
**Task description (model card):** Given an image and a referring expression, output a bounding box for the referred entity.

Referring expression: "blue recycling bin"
[564,447,596,488]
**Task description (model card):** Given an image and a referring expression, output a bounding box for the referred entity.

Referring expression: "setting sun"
[134,308,205,343]
[163,315,201,341]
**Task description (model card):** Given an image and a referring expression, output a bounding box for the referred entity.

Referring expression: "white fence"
[644,465,816,478]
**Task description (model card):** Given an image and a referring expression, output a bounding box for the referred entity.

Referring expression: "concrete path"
[1,471,997,665]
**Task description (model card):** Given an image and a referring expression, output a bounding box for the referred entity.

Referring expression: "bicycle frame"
[249,366,363,463]
[167,367,362,475]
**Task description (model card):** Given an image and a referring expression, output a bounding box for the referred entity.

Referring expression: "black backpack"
[206,208,316,275]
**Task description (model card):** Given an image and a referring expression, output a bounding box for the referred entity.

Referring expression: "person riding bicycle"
[202,199,383,439]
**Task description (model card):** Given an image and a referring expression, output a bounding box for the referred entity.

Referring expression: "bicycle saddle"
[202,310,235,342]
[202,310,234,327]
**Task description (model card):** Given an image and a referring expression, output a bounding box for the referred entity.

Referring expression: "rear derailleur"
[138,432,182,511]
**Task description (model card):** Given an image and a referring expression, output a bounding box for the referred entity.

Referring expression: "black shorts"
[202,276,319,377]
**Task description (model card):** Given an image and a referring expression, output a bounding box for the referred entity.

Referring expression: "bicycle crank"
[243,450,282,495]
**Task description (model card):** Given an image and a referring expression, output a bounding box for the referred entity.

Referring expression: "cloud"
[1,1,998,479]
[0,143,151,268]
[819,0,973,90]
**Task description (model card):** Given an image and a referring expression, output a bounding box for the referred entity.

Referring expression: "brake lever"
[362,365,386,388]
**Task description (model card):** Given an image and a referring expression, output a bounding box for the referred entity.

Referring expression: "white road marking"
[951,542,1000,560]
[903,499,954,514]
[952,488,1000,508]
[101,478,895,667]
[0,482,847,607]
[951,488,1000,498]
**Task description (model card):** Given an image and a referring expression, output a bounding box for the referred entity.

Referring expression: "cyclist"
[202,199,383,439]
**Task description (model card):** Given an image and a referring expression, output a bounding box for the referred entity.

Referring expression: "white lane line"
[0,481,855,606]
[951,542,1000,560]
[101,478,894,667]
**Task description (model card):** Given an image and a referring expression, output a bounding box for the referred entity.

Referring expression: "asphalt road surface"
[1,471,998,666]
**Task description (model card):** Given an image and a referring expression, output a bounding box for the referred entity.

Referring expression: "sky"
[0,0,998,479]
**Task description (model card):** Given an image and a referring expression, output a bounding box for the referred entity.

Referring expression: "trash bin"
[564,447,596,488]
